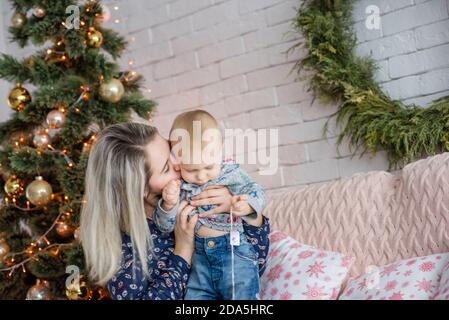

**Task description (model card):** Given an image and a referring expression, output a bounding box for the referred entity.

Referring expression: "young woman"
[80,122,270,300]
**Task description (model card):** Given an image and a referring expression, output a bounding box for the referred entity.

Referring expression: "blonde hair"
[169,110,222,164]
[80,123,158,286]
[170,109,219,136]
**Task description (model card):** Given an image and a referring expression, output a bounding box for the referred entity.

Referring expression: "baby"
[153,109,267,300]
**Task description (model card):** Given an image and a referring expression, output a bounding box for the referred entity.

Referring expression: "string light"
[1,243,72,274]
[50,247,59,257]
[0,0,151,280]
[47,144,75,168]
[44,49,68,63]
[0,209,74,273]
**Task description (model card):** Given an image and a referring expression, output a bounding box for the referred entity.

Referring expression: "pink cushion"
[339,253,449,300]
[262,153,449,278]
[260,231,354,300]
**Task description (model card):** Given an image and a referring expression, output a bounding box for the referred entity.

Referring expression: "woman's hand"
[190,186,264,227]
[173,201,198,265]
[190,186,233,218]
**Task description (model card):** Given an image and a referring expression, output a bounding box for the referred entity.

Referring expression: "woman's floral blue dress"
[107,216,270,300]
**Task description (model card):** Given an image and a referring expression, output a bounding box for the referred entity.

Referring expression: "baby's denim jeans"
[184,232,260,300]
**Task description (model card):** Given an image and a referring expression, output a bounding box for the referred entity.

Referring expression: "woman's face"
[145,133,180,194]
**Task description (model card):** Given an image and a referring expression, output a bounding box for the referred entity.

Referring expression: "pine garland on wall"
[291,0,449,167]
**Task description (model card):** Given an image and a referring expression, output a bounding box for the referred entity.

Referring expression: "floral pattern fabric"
[259,231,354,300]
[340,253,449,300]
[107,215,270,300]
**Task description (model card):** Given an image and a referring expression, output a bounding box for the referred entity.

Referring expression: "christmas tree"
[0,0,156,299]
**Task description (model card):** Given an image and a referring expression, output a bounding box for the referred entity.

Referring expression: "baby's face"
[179,161,221,185]
[173,135,223,185]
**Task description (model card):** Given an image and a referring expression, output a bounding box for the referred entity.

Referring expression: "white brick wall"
[0,0,448,194]
[355,0,449,105]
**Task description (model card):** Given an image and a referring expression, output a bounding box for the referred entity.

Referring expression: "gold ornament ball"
[46,110,66,129]
[11,12,26,28]
[26,176,53,206]
[8,84,31,112]
[99,78,125,103]
[33,131,50,149]
[56,222,74,238]
[4,175,25,197]
[26,280,52,300]
[86,27,103,48]
[66,275,93,300]
[0,239,10,261]
[32,6,46,18]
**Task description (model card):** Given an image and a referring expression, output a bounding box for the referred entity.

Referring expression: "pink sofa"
[262,152,449,278]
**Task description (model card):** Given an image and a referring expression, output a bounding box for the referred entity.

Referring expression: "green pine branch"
[292,0,449,168]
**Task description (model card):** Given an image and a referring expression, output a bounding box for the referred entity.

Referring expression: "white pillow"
[339,253,449,300]
[260,231,355,300]
[434,259,449,300]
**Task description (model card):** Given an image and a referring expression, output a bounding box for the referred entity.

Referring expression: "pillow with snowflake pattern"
[259,231,355,300]
[340,253,449,300]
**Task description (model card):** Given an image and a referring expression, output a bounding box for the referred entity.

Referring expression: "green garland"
[291,0,449,167]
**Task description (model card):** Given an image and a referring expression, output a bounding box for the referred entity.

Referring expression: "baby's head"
[169,110,223,185]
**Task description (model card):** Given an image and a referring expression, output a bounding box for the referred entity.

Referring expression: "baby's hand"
[231,194,252,216]
[162,179,181,211]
